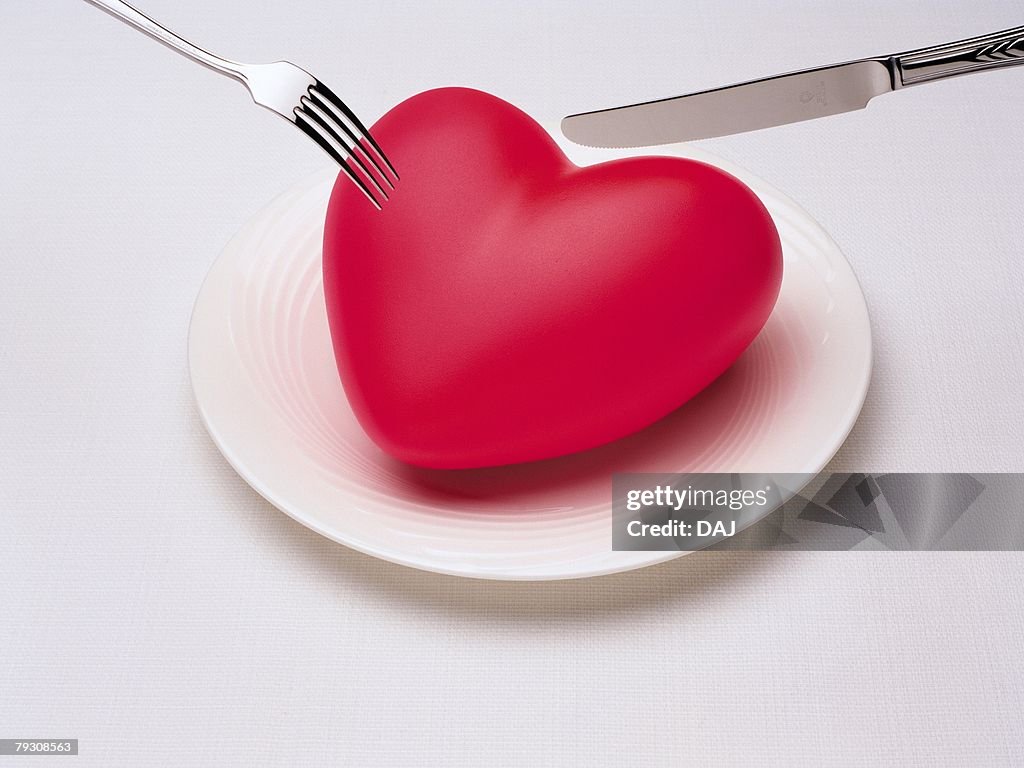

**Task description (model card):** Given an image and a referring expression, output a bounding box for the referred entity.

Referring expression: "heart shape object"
[323,87,782,469]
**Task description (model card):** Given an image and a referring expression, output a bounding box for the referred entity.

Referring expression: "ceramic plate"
[188,137,871,580]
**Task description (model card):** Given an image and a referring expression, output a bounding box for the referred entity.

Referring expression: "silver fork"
[83,0,397,209]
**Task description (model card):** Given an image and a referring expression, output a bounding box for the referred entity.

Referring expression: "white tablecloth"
[2,1,1023,765]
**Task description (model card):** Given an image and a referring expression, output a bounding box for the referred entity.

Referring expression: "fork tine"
[293,113,382,210]
[310,81,399,182]
[298,99,390,202]
[306,89,395,191]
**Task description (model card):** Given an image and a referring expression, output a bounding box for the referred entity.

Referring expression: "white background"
[2,1,1023,765]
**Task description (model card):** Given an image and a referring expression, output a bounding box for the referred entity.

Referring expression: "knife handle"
[893,26,1024,88]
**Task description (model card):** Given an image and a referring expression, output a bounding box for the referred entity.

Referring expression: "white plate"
[188,137,872,580]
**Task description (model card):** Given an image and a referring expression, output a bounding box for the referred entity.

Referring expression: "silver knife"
[561,26,1024,148]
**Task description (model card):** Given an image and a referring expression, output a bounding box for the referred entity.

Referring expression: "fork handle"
[82,0,246,82]
[893,26,1024,87]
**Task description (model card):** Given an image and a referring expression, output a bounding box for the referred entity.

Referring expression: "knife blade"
[561,59,895,148]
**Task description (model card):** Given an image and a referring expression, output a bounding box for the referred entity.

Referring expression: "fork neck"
[84,0,248,83]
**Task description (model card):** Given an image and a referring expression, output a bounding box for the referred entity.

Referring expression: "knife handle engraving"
[895,25,1024,88]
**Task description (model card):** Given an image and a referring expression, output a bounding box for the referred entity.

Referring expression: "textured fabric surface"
[2,1,1023,765]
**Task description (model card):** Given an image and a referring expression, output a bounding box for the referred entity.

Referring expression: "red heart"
[323,88,782,469]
